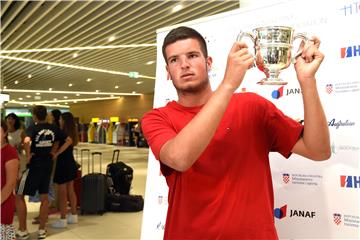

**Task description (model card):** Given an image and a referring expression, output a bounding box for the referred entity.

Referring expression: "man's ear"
[206,56,213,70]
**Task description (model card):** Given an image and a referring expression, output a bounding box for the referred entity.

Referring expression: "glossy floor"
[13,143,149,240]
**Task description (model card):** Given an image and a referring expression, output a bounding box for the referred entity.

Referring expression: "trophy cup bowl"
[237,26,308,85]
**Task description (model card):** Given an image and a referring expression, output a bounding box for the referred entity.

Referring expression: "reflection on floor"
[13,143,149,240]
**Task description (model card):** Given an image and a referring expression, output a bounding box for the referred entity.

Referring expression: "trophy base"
[257,78,288,85]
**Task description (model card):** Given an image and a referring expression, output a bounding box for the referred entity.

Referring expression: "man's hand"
[294,36,324,84]
[222,41,254,91]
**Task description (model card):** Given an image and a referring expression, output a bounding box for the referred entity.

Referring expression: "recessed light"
[49,88,53,91]
[172,4,183,13]
[65,102,68,105]
[86,78,92,82]
[108,36,116,42]
[36,92,40,95]
[95,90,99,92]
[76,93,80,96]
[136,81,143,85]
[3,86,7,89]
[47,65,51,70]
[14,81,19,84]
[26,95,31,98]
[132,91,136,94]
[64,96,68,99]
[68,83,73,87]
[28,74,32,78]
[146,61,155,65]
[53,98,58,101]
[18,97,23,100]
[73,53,78,58]
[115,85,119,89]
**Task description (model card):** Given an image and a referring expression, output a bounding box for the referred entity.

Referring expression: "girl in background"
[51,112,79,228]
[5,113,26,176]
[1,120,19,240]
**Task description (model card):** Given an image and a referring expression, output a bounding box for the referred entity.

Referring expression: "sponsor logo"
[274,205,316,219]
[333,213,360,228]
[340,175,360,188]
[326,84,333,94]
[274,205,287,219]
[283,173,290,184]
[341,45,360,58]
[333,213,342,225]
[281,173,322,186]
[157,195,168,205]
[326,81,360,94]
[156,221,165,230]
[271,86,284,99]
[339,2,360,16]
[331,142,359,154]
[328,119,355,129]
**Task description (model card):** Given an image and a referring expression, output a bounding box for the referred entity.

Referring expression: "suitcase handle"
[91,151,102,173]
[112,149,120,163]
[81,149,90,172]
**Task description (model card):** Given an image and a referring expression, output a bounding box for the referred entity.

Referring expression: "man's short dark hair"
[32,105,47,121]
[162,26,208,64]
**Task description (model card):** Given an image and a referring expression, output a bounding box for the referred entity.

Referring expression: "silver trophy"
[237,26,308,85]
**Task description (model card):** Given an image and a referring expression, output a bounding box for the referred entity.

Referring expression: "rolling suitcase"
[106,149,133,194]
[73,148,89,207]
[80,151,107,215]
[106,192,144,212]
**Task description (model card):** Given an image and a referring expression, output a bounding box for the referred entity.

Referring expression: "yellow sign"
[91,117,100,123]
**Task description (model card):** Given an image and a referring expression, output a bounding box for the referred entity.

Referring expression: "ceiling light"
[108,36,116,42]
[4,89,142,96]
[64,96,68,99]
[36,92,40,95]
[14,81,19,84]
[136,81,143,85]
[53,98,58,101]
[172,4,183,13]
[28,74,32,78]
[146,61,155,65]
[76,93,80,96]
[68,83,73,87]
[65,103,68,105]
[73,53,78,58]
[0,56,155,80]
[115,85,119,89]
[26,95,31,98]
[47,65,51,70]
[132,91,136,94]
[95,90,99,92]
[3,86,7,89]
[49,88,53,91]
[86,78,92,82]
[18,97,23,100]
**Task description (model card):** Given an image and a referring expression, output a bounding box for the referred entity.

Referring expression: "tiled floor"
[13,143,149,240]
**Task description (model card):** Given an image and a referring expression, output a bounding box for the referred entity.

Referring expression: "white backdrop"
[141,0,360,239]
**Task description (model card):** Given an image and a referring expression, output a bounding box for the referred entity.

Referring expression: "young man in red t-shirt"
[142,26,330,239]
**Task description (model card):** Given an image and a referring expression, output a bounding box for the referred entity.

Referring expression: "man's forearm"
[160,83,235,172]
[300,79,331,159]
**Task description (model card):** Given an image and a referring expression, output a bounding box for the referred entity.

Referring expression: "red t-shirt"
[1,144,18,224]
[142,93,303,239]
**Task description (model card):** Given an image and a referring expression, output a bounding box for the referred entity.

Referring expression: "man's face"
[165,38,212,94]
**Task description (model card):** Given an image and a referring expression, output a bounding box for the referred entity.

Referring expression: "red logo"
[326,84,333,94]
[333,213,341,225]
[283,173,290,184]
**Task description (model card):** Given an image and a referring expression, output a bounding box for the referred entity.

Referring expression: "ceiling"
[0,0,239,108]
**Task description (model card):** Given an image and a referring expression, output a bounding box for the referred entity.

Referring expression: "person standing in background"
[49,109,61,128]
[1,120,19,240]
[16,106,60,240]
[5,113,26,176]
[51,112,79,228]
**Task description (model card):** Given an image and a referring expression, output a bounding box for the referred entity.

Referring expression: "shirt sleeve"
[264,100,304,158]
[141,109,177,161]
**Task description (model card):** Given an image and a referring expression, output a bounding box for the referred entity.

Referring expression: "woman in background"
[5,113,26,176]
[51,112,79,228]
[1,120,19,240]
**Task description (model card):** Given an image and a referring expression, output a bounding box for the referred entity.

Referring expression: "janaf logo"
[271,87,301,99]
[290,209,316,218]
[274,204,316,219]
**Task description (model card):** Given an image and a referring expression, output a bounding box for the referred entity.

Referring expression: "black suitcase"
[80,151,107,215]
[106,192,144,212]
[106,149,133,194]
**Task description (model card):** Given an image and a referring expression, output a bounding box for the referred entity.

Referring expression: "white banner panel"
[141,0,360,239]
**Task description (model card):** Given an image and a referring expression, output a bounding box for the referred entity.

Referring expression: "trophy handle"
[236,31,256,66]
[292,32,309,63]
